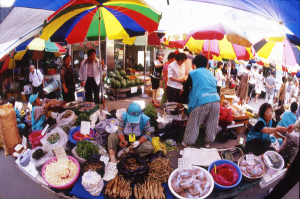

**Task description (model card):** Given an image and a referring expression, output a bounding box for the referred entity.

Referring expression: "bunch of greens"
[142,104,157,120]
[75,140,99,159]
[75,113,91,126]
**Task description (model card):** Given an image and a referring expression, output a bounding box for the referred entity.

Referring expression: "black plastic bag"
[158,120,187,142]
[144,151,165,164]
[117,153,149,183]
[215,129,237,143]
[80,154,105,177]
[106,109,116,119]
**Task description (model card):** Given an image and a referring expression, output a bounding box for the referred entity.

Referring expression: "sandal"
[153,103,160,108]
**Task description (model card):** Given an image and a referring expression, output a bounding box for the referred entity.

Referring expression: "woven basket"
[72,141,104,164]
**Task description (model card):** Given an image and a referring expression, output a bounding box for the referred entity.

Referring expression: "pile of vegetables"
[75,113,91,126]
[124,157,142,170]
[134,179,165,199]
[148,157,173,182]
[142,104,157,120]
[75,140,99,159]
[32,149,47,160]
[105,175,132,199]
[61,110,73,119]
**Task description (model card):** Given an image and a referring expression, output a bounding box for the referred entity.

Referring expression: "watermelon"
[125,75,129,80]
[121,80,126,88]
[131,80,136,86]
[114,80,121,89]
[126,80,131,87]
[104,77,108,83]
[108,71,114,78]
[135,78,140,85]
[114,69,119,75]
[120,76,124,81]
[120,70,126,77]
[110,79,116,88]
[111,73,116,79]
[140,79,144,85]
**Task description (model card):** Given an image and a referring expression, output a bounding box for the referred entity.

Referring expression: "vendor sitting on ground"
[29,93,56,131]
[246,103,289,156]
[9,96,28,138]
[278,102,298,129]
[108,102,154,163]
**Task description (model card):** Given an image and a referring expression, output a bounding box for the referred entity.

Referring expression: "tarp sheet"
[189,0,300,38]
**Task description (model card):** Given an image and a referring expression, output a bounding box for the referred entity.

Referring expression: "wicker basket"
[71,141,105,164]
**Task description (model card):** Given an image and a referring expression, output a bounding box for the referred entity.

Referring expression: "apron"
[31,106,46,131]
[63,65,75,93]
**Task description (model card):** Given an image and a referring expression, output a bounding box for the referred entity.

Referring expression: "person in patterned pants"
[182,55,220,148]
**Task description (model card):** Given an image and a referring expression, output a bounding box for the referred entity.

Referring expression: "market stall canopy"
[38,0,162,44]
[0,7,53,44]
[188,0,300,38]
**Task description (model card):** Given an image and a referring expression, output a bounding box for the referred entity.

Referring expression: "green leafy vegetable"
[142,104,157,120]
[75,140,99,159]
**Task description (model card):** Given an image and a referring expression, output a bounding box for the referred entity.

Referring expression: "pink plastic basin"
[42,156,80,190]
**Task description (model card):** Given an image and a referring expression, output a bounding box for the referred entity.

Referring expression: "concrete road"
[0,94,298,199]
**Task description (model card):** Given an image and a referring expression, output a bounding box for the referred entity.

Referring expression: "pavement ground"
[0,92,298,199]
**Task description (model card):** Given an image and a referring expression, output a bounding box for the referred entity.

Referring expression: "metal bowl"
[162,102,184,115]
[237,155,266,182]
[62,101,82,109]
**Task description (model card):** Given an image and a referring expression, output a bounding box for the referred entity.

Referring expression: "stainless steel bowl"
[238,155,266,182]
[162,102,185,115]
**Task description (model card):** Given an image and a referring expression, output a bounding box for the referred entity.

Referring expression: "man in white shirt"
[247,65,257,103]
[29,65,44,99]
[79,49,107,103]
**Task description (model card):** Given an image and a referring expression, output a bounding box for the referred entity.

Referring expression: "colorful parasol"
[122,31,165,46]
[14,38,66,61]
[0,53,15,72]
[40,0,162,44]
[253,32,300,70]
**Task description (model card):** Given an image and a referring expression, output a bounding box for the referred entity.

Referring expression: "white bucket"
[263,151,284,176]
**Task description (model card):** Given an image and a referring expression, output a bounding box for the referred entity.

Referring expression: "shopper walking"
[236,65,251,105]
[265,72,276,104]
[182,55,220,148]
[215,61,223,95]
[247,65,257,103]
[151,52,166,107]
[79,49,107,104]
[60,54,75,102]
[274,76,287,106]
[29,64,44,99]
[167,53,187,102]
[255,69,264,104]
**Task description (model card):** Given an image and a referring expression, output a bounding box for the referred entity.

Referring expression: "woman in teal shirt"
[246,103,288,155]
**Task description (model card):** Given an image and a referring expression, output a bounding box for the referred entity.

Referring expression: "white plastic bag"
[90,110,101,129]
[40,127,68,149]
[30,146,54,168]
[105,118,119,133]
[116,108,127,120]
[82,170,104,196]
[56,110,76,127]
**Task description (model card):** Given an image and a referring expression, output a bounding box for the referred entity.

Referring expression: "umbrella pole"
[37,51,39,69]
[98,7,105,108]
[284,44,287,77]
[140,32,149,98]
[206,40,211,69]
[123,44,126,70]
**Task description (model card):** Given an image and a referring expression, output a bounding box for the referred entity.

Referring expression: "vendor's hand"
[50,100,57,105]
[64,87,68,93]
[132,141,140,148]
[81,81,85,87]
[277,126,288,133]
[119,140,128,148]
[287,124,295,133]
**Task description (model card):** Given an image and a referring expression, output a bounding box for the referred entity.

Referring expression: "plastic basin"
[263,151,284,175]
[29,130,45,149]
[208,159,242,191]
[42,156,80,190]
[168,166,214,199]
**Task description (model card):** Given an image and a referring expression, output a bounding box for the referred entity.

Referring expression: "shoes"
[117,147,127,158]
[153,103,160,108]
[205,142,210,148]
[182,141,191,148]
[103,162,118,181]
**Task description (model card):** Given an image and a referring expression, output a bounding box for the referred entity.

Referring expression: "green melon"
[114,80,121,89]
[114,69,119,75]
[126,80,131,87]
[108,71,114,78]
[120,70,126,77]
[125,75,129,80]
[131,80,136,87]
[121,80,126,88]
[110,79,115,88]
[135,78,140,85]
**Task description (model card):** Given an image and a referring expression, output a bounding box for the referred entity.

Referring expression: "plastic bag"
[90,110,101,129]
[279,131,299,164]
[30,146,54,169]
[82,170,104,196]
[151,137,167,155]
[95,121,106,132]
[219,106,234,122]
[56,110,76,127]
[40,126,68,149]
[210,164,239,186]
[94,130,109,146]
[117,153,149,183]
[80,154,105,176]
